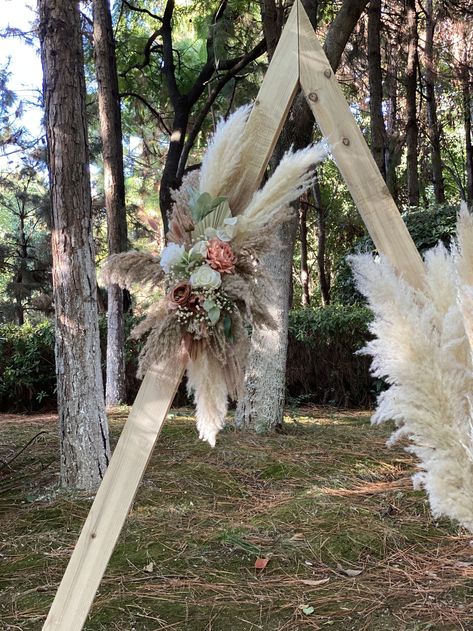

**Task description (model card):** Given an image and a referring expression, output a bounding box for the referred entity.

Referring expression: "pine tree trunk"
[405,0,420,206]
[385,43,401,202]
[463,75,473,203]
[38,0,110,490]
[424,0,445,203]
[299,195,310,307]
[313,176,331,305]
[235,218,298,432]
[368,0,386,178]
[92,0,128,406]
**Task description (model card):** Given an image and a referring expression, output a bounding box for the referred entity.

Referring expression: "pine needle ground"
[1,408,472,630]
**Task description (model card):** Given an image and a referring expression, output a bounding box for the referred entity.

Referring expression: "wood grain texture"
[42,357,186,630]
[232,3,300,214]
[297,1,425,289]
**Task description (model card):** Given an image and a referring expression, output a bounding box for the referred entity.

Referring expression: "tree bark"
[405,0,420,206]
[368,0,386,178]
[384,41,401,202]
[38,0,110,490]
[424,0,445,203]
[313,176,331,306]
[463,74,473,203]
[235,0,368,433]
[299,194,310,307]
[92,0,128,406]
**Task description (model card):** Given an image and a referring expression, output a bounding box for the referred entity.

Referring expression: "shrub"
[331,203,458,305]
[0,320,56,411]
[286,305,375,407]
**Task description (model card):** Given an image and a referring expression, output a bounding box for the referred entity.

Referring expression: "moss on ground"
[1,408,472,630]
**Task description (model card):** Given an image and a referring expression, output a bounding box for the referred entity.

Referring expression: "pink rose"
[206,239,236,274]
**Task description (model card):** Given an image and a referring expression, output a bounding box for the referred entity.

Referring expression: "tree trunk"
[424,0,445,203]
[299,194,310,307]
[367,0,386,178]
[235,0,368,433]
[384,42,401,202]
[38,0,110,490]
[313,176,331,305]
[159,104,190,234]
[235,218,298,432]
[92,0,128,406]
[463,75,473,203]
[405,0,420,206]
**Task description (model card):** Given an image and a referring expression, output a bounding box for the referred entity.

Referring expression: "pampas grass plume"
[199,105,252,200]
[237,143,327,237]
[350,216,473,533]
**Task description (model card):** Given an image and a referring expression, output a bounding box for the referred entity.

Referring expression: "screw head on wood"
[342,137,350,146]
[323,68,332,78]
[308,92,318,102]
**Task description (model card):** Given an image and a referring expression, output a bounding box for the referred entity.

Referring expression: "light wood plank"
[232,2,300,214]
[43,357,186,630]
[297,1,424,289]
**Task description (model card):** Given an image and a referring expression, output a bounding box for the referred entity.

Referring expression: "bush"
[0,321,56,411]
[286,305,375,407]
[331,203,459,305]
[0,316,186,412]
[1,307,376,413]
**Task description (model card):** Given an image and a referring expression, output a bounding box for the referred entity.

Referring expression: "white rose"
[159,243,185,273]
[189,240,208,259]
[190,264,222,290]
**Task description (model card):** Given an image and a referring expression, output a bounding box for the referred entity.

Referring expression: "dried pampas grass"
[350,210,473,532]
[186,352,229,447]
[199,105,252,202]
[100,251,163,290]
[235,143,327,239]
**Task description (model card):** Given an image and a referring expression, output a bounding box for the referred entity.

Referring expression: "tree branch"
[177,39,266,178]
[186,1,230,106]
[121,92,171,135]
[161,0,181,106]
[122,0,163,22]
[121,28,162,76]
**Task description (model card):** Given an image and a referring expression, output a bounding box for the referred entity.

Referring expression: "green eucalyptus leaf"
[207,306,221,325]
[223,314,234,342]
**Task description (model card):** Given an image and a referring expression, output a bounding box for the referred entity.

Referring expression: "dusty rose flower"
[168,281,192,309]
[206,238,236,274]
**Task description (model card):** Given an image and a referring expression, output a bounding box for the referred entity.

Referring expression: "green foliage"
[0,321,56,411]
[331,203,459,305]
[287,305,374,407]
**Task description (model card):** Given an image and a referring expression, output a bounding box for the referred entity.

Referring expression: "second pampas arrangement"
[102,105,326,446]
[350,208,473,533]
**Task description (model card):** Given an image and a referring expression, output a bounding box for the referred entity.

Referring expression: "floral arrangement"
[102,105,326,446]
[350,206,473,533]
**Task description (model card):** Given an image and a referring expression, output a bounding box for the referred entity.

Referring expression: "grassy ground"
[1,408,472,631]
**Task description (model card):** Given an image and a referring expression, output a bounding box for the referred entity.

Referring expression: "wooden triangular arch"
[43,2,424,629]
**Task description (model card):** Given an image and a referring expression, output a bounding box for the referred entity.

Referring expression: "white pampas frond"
[236,143,327,238]
[350,225,473,533]
[199,105,252,200]
[186,351,228,447]
[100,251,163,289]
[455,207,473,351]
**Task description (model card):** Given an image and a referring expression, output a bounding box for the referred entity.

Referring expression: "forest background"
[0,0,472,424]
